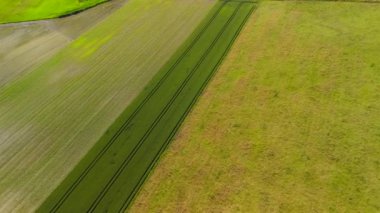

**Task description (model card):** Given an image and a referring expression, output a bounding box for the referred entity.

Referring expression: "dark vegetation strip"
[120,3,257,211]
[87,3,242,212]
[38,1,256,212]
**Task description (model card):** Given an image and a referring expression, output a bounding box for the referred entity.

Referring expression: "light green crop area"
[0,0,215,212]
[0,0,107,24]
[131,1,380,212]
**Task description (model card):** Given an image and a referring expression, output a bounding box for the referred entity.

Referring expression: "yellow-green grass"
[131,1,380,212]
[0,0,107,24]
[0,0,215,211]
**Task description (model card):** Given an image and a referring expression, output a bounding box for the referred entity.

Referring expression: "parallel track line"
[119,3,257,212]
[87,3,243,212]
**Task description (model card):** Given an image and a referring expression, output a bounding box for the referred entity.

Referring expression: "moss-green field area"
[131,1,380,212]
[0,0,215,211]
[0,0,107,24]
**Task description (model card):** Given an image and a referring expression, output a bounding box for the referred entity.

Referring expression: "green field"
[131,1,380,212]
[2,0,380,212]
[0,0,107,24]
[38,1,255,212]
[0,0,215,211]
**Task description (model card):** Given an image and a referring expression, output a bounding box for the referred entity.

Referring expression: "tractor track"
[86,3,243,212]
[119,3,256,211]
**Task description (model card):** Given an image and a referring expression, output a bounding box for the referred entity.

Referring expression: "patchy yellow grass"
[130,1,380,212]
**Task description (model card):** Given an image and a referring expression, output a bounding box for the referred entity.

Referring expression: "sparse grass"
[0,0,215,211]
[131,1,380,212]
[0,0,107,24]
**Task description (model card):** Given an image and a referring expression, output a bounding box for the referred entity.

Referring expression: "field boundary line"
[86,3,243,212]
[0,0,110,25]
[48,2,227,212]
[120,3,258,212]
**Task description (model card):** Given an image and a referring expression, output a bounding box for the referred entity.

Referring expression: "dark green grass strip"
[121,3,257,212]
[87,3,243,212]
[89,5,240,212]
[38,1,256,212]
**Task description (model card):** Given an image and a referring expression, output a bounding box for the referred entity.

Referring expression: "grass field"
[38,1,256,212]
[131,1,380,212]
[0,0,215,211]
[0,0,107,24]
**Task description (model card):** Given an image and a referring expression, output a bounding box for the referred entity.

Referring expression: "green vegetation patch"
[0,0,107,24]
[38,1,255,212]
[131,1,380,212]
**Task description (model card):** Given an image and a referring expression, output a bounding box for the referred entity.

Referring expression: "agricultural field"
[38,1,255,212]
[131,1,380,212]
[0,0,215,211]
[0,0,107,24]
[1,0,380,212]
